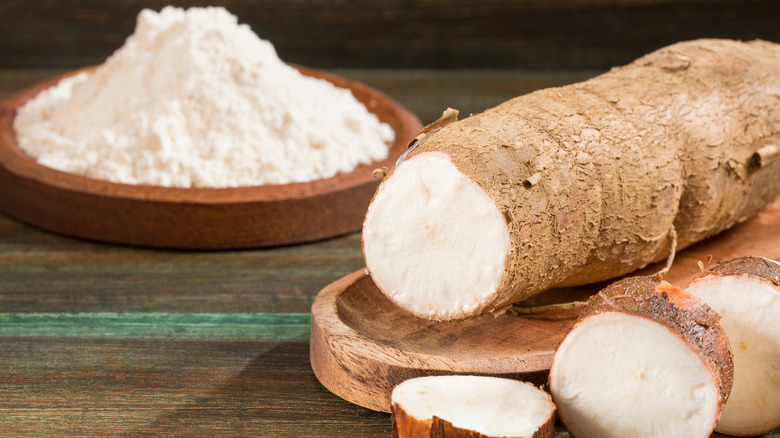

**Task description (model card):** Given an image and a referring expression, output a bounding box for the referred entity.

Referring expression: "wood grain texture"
[0,67,421,249]
[0,313,391,437]
[311,198,780,413]
[311,270,569,413]
[0,212,366,314]
[0,313,768,437]
[0,1,778,70]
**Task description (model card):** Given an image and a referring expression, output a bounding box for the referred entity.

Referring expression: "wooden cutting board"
[310,198,780,412]
[0,67,421,249]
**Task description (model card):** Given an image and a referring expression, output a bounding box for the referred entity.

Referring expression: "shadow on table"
[128,341,390,437]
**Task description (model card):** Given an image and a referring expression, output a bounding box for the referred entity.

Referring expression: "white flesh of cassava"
[392,375,554,437]
[363,152,510,320]
[687,274,780,436]
[549,312,719,438]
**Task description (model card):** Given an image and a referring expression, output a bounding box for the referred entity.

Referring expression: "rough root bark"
[400,39,780,313]
[700,256,780,286]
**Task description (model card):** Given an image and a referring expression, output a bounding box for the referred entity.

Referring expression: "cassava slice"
[391,375,555,438]
[548,276,733,438]
[362,38,780,321]
[686,256,780,436]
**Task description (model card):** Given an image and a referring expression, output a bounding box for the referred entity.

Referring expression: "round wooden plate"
[310,198,780,412]
[0,67,421,249]
[311,269,577,413]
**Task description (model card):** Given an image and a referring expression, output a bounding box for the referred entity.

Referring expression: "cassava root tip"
[656,227,678,277]
[373,167,389,179]
[407,108,460,148]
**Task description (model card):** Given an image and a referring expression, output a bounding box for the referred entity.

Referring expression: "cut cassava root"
[548,275,733,438]
[362,39,780,321]
[391,375,555,438]
[686,256,780,436]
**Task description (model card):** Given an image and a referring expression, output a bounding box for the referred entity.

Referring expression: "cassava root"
[549,275,733,438]
[363,38,780,321]
[686,256,780,436]
[391,375,555,438]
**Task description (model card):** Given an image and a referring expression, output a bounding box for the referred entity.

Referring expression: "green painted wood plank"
[0,313,311,341]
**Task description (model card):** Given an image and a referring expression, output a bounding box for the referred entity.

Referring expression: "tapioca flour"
[13,6,394,188]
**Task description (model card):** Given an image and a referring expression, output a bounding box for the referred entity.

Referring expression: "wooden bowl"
[0,67,421,249]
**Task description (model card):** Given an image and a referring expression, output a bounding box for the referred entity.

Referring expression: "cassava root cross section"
[362,38,780,321]
[548,276,733,438]
[686,256,780,436]
[391,375,555,438]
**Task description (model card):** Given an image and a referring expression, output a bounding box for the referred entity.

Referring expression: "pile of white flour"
[14,6,394,188]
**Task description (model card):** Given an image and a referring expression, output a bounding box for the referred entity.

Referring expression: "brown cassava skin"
[698,256,780,286]
[391,402,555,438]
[396,39,780,316]
[562,276,734,411]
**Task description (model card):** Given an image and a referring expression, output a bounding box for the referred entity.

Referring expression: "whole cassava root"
[362,38,780,321]
[549,275,733,438]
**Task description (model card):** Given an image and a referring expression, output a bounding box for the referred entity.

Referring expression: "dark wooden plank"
[0,69,68,103]
[333,69,598,124]
[0,339,385,436]
[1,1,778,70]
[0,211,366,313]
[0,313,391,437]
[0,313,311,340]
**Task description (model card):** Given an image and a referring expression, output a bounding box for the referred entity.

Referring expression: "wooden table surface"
[1,69,779,437]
